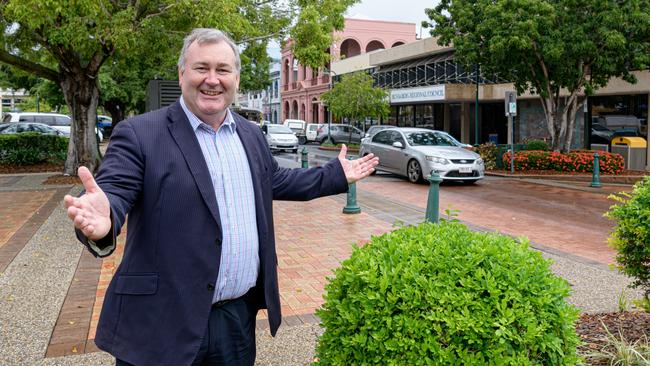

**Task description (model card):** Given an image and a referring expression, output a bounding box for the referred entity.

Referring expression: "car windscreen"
[268,125,293,134]
[405,131,456,146]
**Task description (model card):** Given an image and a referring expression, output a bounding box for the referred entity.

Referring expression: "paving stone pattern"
[0,171,644,366]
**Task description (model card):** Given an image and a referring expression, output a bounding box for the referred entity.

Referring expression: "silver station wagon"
[359,127,484,184]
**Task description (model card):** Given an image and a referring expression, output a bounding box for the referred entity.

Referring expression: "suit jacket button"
[207,283,215,290]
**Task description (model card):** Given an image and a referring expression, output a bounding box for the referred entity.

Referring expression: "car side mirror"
[261,125,268,134]
[392,141,404,149]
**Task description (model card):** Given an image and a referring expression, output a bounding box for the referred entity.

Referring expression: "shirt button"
[207,283,215,290]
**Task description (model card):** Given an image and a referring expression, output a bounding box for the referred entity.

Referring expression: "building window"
[398,105,413,127]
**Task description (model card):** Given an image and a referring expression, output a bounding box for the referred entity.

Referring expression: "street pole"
[510,115,515,174]
[327,70,335,143]
[475,63,479,146]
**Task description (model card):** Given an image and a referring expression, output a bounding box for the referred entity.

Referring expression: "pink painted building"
[280,18,416,124]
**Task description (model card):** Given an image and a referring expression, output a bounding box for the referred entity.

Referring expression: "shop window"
[398,105,413,127]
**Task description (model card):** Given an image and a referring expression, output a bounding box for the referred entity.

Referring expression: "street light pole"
[475,63,479,146]
[327,69,336,143]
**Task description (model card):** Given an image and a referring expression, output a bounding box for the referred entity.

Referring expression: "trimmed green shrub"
[525,139,550,151]
[606,176,650,307]
[0,133,68,165]
[315,222,580,365]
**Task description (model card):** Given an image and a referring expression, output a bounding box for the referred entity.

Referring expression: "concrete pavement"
[0,165,644,365]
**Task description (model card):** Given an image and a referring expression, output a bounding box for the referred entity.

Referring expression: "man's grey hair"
[177,28,241,73]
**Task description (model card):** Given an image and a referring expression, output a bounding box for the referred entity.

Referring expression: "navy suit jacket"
[78,101,348,365]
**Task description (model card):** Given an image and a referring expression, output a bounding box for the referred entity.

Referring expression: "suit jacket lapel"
[166,101,222,229]
[234,115,266,186]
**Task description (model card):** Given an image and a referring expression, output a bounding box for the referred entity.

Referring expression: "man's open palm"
[338,144,379,184]
[63,167,111,241]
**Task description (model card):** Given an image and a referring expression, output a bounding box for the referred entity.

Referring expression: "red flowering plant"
[502,150,625,174]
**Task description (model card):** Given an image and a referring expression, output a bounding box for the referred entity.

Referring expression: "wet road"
[276,147,630,265]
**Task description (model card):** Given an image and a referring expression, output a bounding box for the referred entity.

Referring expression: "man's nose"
[205,71,221,85]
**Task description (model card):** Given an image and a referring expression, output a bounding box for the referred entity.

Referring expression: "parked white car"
[359,127,484,184]
[305,123,322,143]
[3,112,103,142]
[262,123,299,152]
[283,119,307,144]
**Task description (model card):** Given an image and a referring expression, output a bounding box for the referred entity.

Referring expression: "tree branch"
[239,31,284,44]
[141,3,176,22]
[0,49,59,82]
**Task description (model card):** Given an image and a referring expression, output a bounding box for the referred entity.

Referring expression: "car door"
[351,127,363,143]
[381,130,408,173]
[368,131,392,171]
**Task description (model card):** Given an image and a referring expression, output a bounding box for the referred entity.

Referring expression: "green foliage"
[425,0,650,151]
[503,150,625,174]
[321,72,389,123]
[0,0,358,173]
[0,133,68,165]
[475,142,498,170]
[606,177,650,305]
[618,289,630,313]
[525,139,550,151]
[315,222,580,365]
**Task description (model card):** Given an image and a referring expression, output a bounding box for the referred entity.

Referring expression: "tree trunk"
[562,94,582,152]
[540,95,575,153]
[60,72,102,175]
[104,100,126,127]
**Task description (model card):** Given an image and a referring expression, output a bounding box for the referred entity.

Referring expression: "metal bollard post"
[590,152,602,188]
[425,172,443,223]
[301,147,308,168]
[342,157,361,214]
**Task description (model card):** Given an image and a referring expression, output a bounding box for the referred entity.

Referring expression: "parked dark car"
[316,124,363,144]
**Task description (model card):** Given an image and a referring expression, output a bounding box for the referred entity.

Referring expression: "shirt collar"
[179,96,236,134]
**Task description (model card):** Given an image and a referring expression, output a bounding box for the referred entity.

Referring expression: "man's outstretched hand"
[338,144,379,184]
[63,167,111,241]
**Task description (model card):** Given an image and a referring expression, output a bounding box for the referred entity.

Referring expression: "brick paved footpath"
[0,171,632,359]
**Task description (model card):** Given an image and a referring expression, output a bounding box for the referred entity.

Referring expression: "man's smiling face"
[178,40,240,127]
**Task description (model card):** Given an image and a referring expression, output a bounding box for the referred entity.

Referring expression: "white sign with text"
[390,85,445,103]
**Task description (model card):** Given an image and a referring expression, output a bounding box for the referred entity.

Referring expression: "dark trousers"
[116,293,258,366]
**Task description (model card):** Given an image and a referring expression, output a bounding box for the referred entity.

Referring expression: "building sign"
[390,85,445,103]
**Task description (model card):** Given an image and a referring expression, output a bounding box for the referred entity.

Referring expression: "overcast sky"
[268,0,437,59]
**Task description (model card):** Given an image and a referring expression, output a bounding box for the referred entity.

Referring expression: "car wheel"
[407,159,423,183]
[298,136,307,145]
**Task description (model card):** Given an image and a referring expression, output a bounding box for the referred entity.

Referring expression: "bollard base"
[590,182,602,188]
[342,205,361,214]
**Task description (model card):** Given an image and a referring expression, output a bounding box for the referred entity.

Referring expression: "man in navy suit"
[63,28,378,366]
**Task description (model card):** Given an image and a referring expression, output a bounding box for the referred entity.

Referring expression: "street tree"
[424,0,650,151]
[0,0,358,174]
[321,72,389,143]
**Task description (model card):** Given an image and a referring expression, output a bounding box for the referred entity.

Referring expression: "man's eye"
[195,67,208,72]
[217,69,231,75]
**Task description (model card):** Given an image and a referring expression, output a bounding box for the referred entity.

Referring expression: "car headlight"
[476,157,484,165]
[426,156,450,165]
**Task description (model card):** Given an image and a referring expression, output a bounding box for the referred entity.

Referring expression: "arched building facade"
[280,18,416,125]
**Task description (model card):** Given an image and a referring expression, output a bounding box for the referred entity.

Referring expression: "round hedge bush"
[315,222,580,365]
[606,176,650,307]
